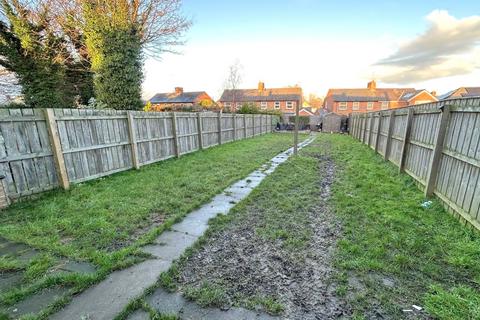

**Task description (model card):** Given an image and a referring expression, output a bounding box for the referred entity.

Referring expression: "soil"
[175,150,350,319]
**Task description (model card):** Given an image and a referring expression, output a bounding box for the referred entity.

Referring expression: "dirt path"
[175,144,348,319]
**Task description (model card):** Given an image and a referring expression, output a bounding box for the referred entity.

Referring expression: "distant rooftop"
[219,82,302,102]
[149,87,210,104]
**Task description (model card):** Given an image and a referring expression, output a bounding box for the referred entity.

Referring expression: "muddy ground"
[174,150,351,319]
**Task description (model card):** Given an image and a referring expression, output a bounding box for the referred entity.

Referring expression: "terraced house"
[323,80,438,115]
[219,82,303,115]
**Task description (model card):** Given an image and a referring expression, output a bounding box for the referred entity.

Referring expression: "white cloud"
[377,10,480,84]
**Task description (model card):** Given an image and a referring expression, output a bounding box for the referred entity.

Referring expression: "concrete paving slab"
[146,288,277,320]
[50,259,170,320]
[146,288,186,315]
[143,232,197,261]
[180,304,277,320]
[0,242,31,256]
[56,260,97,274]
[6,287,68,318]
[171,218,209,237]
[0,271,23,292]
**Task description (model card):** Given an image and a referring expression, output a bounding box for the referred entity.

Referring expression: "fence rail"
[350,97,480,231]
[0,108,275,203]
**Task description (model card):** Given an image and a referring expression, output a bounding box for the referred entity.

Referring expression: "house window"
[260,101,268,109]
[286,101,294,109]
[274,102,281,109]
[224,102,232,107]
[367,102,374,110]
[338,102,348,111]
[381,101,389,110]
[353,102,360,110]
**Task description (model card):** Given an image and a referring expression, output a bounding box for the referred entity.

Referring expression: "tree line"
[0,0,190,109]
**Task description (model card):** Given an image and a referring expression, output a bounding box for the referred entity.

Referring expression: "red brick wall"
[326,92,437,115]
[330,101,409,115]
[220,100,300,114]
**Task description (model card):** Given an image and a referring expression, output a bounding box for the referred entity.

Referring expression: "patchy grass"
[0,256,22,272]
[184,281,229,308]
[161,143,324,316]
[0,133,304,319]
[316,134,480,319]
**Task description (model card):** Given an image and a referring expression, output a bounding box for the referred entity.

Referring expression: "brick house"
[323,80,438,115]
[439,87,480,100]
[218,82,303,115]
[149,87,214,110]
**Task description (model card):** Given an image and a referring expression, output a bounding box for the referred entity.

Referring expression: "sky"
[142,0,480,100]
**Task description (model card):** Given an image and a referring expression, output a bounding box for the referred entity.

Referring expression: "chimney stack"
[175,87,183,95]
[258,81,265,92]
[367,80,376,91]
[431,90,437,97]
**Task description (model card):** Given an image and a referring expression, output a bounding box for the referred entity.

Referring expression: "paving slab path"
[0,238,97,319]
[51,136,315,320]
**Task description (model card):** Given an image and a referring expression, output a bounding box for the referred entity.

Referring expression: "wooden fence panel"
[221,114,235,143]
[55,109,132,183]
[377,113,388,156]
[350,98,480,230]
[0,108,58,198]
[0,109,275,205]
[176,113,199,155]
[389,112,407,166]
[235,115,245,139]
[246,115,254,137]
[201,114,219,148]
[369,114,379,149]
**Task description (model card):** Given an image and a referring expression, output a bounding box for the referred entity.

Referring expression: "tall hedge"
[83,2,143,110]
[0,0,93,108]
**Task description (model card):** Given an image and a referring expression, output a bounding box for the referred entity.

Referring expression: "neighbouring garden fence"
[0,109,276,205]
[350,97,480,231]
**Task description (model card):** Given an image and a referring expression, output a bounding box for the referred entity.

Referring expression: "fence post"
[172,112,180,158]
[197,112,203,149]
[127,111,140,169]
[356,114,360,139]
[217,112,222,145]
[349,113,355,138]
[399,108,414,172]
[375,112,382,153]
[244,114,247,138]
[44,109,70,190]
[384,110,395,160]
[424,104,451,197]
[233,114,237,141]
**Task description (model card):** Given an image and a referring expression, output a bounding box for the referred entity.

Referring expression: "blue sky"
[142,0,480,100]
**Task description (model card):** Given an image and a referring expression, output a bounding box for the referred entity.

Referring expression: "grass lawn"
[319,134,480,319]
[0,133,304,318]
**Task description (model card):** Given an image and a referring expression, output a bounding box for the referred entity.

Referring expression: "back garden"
[1,133,479,320]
